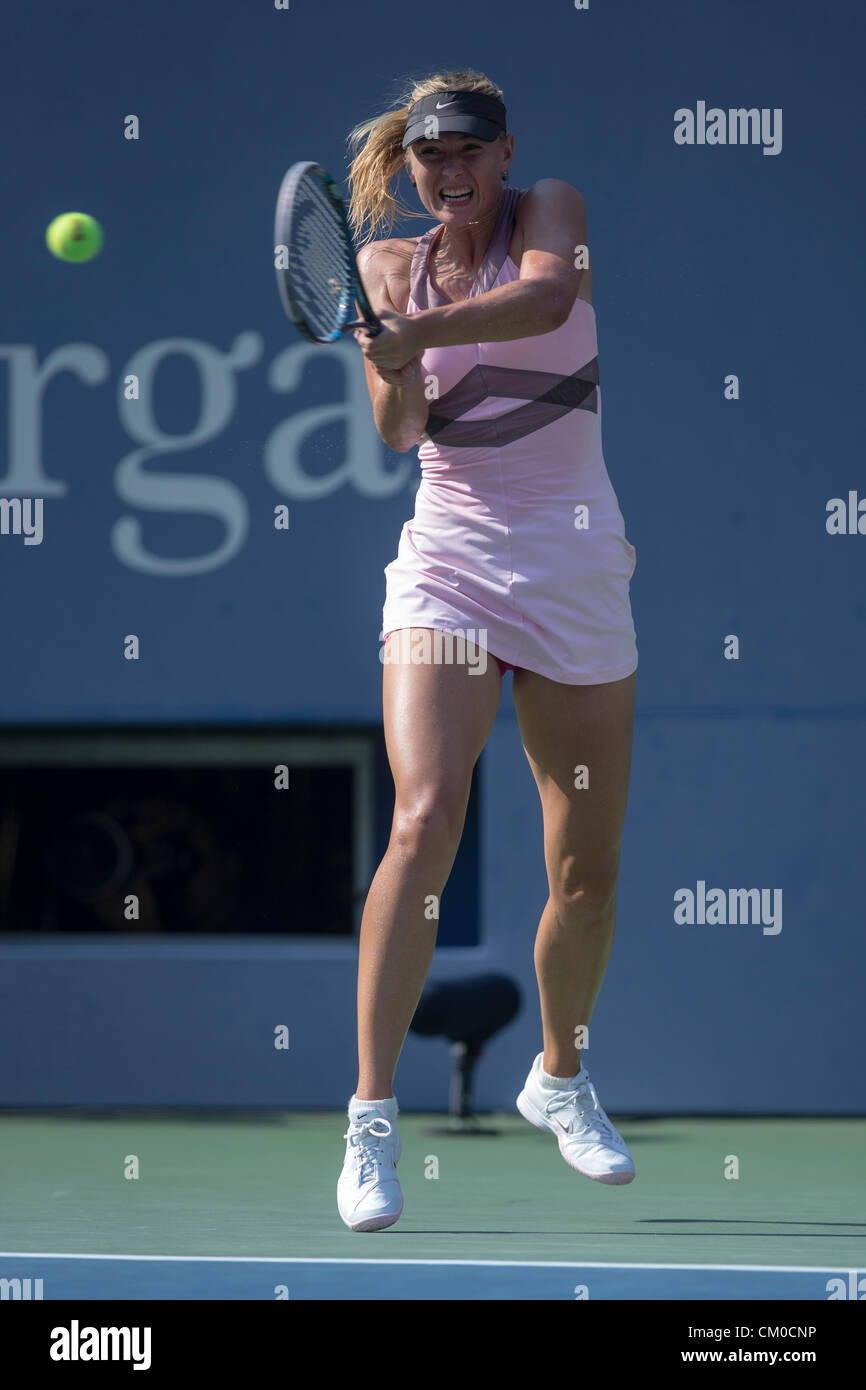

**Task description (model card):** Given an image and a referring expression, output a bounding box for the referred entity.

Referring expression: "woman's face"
[406,130,514,225]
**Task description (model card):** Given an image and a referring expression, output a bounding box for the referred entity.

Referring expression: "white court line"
[0,1253,852,1272]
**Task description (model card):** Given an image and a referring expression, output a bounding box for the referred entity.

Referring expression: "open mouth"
[440,186,472,205]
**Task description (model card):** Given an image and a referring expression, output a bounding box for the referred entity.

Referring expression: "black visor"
[402,91,507,149]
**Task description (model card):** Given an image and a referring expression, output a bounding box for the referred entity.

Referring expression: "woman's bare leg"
[511,669,636,1078]
[356,632,502,1099]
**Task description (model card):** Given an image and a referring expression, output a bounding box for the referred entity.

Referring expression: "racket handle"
[344,317,382,336]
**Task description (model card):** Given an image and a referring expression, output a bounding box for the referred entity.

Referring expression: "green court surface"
[2,1111,864,1298]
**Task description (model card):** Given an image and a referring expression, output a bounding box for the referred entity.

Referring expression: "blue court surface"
[1,1253,862,1300]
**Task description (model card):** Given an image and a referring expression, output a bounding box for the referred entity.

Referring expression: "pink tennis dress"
[381,186,638,684]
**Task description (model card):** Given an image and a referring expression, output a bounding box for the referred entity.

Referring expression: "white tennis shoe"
[517,1053,635,1184]
[337,1104,403,1232]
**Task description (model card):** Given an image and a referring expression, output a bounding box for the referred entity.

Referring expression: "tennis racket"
[274,161,382,342]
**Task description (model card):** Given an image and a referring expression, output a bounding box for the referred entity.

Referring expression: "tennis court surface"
[2,1111,864,1299]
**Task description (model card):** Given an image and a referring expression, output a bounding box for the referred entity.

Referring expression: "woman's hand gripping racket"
[274,161,382,343]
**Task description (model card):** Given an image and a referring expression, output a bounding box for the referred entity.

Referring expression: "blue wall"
[1,0,864,1110]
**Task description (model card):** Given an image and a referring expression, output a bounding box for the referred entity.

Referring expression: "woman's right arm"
[355,242,429,453]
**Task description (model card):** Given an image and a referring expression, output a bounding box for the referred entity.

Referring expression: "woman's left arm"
[358,180,587,371]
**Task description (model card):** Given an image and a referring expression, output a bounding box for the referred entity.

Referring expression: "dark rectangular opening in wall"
[0,730,373,935]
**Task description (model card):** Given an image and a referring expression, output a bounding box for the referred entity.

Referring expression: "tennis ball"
[46,212,104,263]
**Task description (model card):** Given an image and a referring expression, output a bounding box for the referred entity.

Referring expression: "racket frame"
[275,161,382,342]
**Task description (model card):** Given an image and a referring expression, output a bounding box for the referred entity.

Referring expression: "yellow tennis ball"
[46,212,104,263]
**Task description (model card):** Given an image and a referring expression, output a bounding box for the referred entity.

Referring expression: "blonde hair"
[347,69,505,244]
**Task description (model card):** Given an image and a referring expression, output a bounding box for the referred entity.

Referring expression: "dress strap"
[473,186,521,296]
[408,223,442,311]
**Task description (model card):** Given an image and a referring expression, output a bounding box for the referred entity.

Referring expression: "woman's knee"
[390,790,468,860]
[551,851,621,917]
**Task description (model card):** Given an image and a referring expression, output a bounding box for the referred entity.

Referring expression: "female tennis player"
[337,70,639,1231]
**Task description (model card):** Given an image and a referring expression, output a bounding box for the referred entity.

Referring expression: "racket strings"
[287,177,353,338]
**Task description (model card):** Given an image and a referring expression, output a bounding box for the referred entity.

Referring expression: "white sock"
[349,1094,398,1120]
[539,1062,584,1090]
